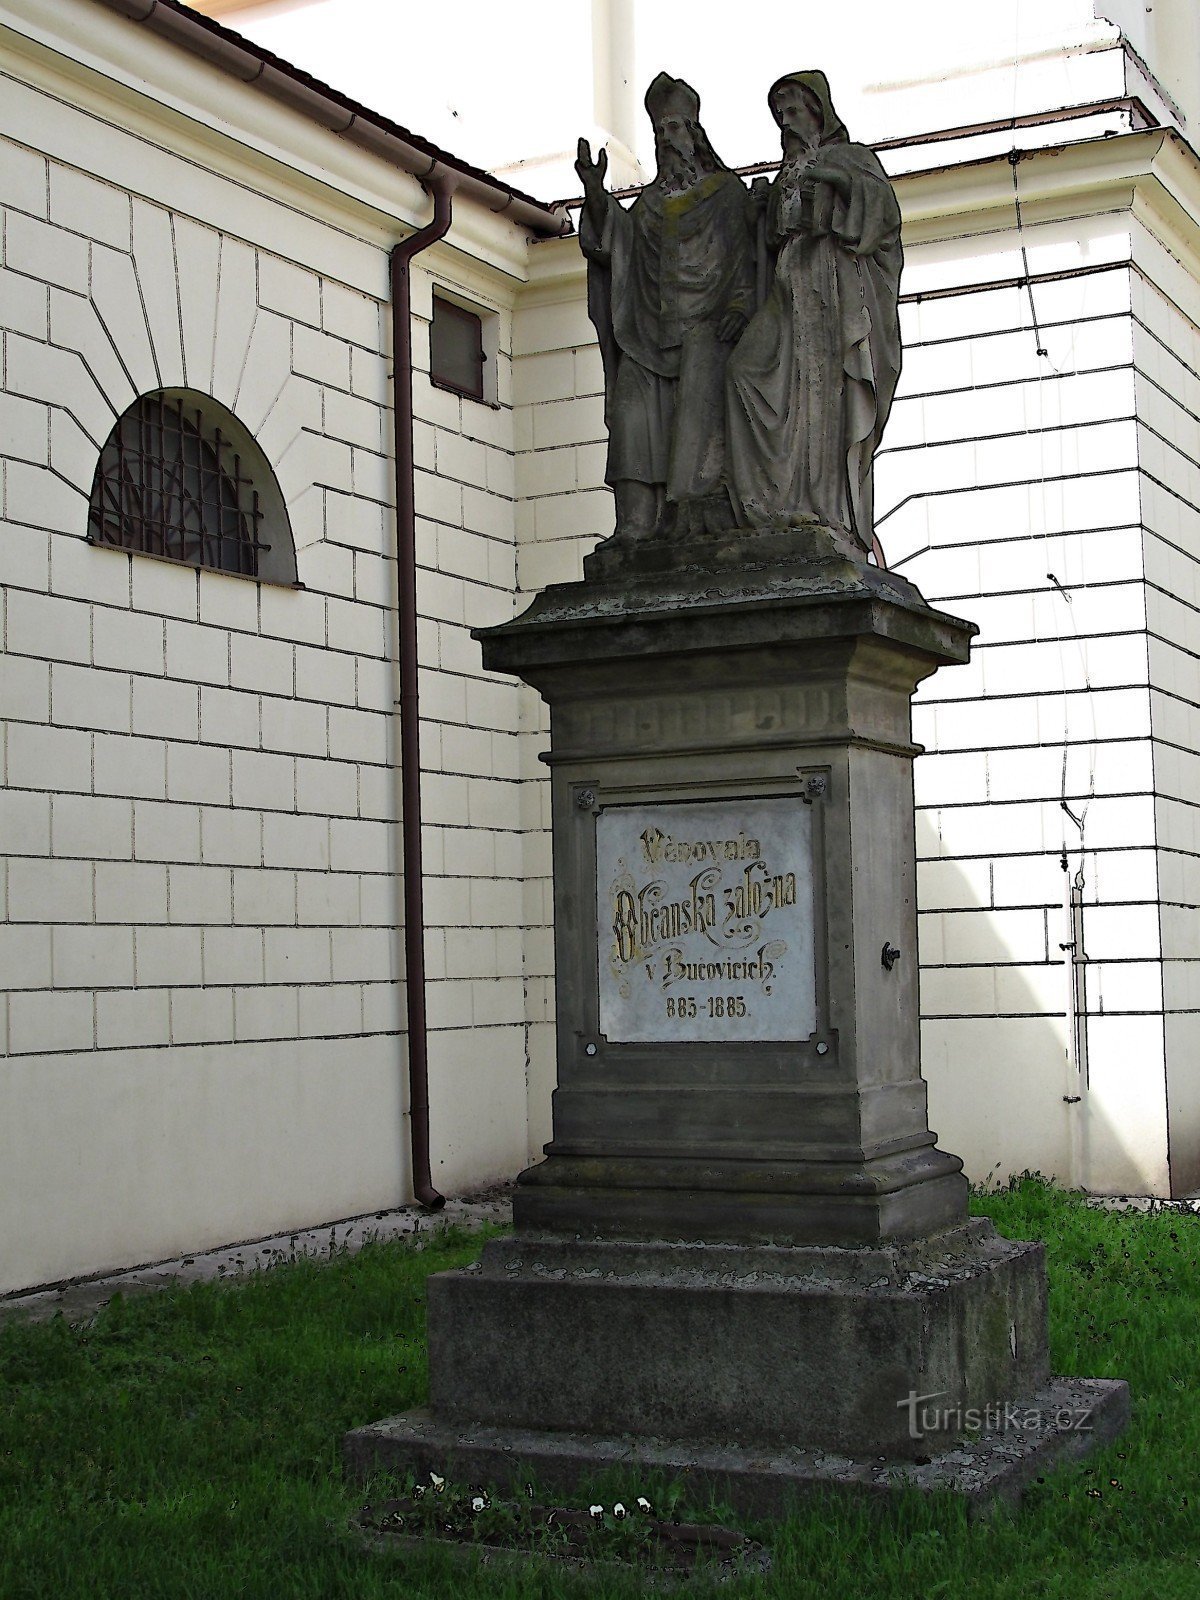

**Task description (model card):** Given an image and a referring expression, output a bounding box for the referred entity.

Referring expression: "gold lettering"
[636,828,764,866]
[613,889,639,962]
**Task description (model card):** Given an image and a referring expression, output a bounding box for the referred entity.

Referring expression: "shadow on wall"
[914,815,1170,1197]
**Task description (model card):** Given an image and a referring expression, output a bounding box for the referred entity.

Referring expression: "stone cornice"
[521,128,1200,307]
[898,129,1199,253]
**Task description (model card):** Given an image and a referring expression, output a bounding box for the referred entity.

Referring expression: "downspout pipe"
[390,176,456,1211]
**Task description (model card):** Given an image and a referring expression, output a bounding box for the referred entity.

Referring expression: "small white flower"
[637,1496,652,1513]
[613,1502,627,1520]
[430,1471,446,1494]
[471,1495,488,1513]
[589,1504,604,1520]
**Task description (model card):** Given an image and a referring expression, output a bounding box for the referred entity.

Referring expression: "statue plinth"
[484,543,971,1249]
[581,515,864,582]
[344,543,1128,1512]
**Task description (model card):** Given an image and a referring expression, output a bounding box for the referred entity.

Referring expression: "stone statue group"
[577,70,902,562]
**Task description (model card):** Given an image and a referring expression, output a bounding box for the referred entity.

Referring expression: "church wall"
[892,224,1168,1199]
[1132,220,1200,1196]
[0,18,533,1292]
[7,3,1200,1296]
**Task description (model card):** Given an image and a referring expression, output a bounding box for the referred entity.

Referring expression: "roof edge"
[90,0,572,237]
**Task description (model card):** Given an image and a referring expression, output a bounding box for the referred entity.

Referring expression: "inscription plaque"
[596,796,817,1042]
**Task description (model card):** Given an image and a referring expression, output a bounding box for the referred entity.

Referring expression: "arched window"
[87,389,296,584]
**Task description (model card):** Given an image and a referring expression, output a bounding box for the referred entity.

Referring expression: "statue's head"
[768,70,847,150]
[644,73,719,186]
[645,72,700,129]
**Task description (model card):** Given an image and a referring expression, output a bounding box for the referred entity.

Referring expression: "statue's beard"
[779,111,822,156]
[781,125,819,156]
[655,134,705,193]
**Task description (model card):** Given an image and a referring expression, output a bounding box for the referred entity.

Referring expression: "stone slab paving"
[0,1188,513,1328]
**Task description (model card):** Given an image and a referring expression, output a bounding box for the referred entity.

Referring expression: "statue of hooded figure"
[726,70,902,557]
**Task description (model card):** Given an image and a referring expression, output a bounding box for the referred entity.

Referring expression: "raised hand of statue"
[575,137,609,225]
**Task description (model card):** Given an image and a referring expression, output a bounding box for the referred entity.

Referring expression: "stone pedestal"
[424,1223,1050,1459]
[497,553,970,1250]
[345,534,1127,1512]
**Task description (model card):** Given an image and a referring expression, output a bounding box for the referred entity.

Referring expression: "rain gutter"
[91,0,571,237]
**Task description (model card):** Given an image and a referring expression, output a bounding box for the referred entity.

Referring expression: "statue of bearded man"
[725,70,903,558]
[576,74,756,539]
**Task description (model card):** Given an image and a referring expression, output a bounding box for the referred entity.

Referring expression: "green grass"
[1,1183,1199,1598]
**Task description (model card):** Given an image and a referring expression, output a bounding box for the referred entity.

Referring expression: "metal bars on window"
[88,393,270,577]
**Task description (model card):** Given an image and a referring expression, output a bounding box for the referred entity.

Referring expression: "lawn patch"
[2,1185,1198,1598]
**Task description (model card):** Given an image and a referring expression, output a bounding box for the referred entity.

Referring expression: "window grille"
[88,392,271,577]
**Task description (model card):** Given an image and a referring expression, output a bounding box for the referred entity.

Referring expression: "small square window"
[430,295,486,401]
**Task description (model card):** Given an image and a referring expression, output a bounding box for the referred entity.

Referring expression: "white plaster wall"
[892,231,1169,1197]
[0,11,533,1291]
[1095,0,1200,131]
[1133,221,1200,1195]
[405,262,532,1193]
[227,0,1132,201]
[7,4,1200,1301]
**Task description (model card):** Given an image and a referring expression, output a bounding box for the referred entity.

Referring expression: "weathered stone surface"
[726,71,902,552]
[509,1151,971,1249]
[478,559,975,1248]
[344,1377,1131,1520]
[425,1222,1048,1459]
[576,65,902,563]
[576,75,755,540]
